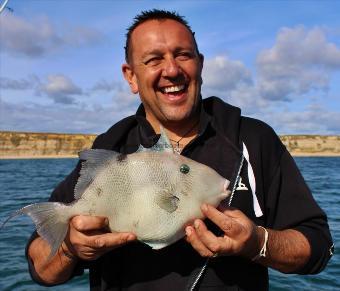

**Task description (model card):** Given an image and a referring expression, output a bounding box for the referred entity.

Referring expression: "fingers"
[186,219,232,257]
[76,232,136,260]
[87,232,136,249]
[186,224,215,257]
[66,215,136,261]
[185,204,257,258]
[70,215,109,232]
[201,204,241,236]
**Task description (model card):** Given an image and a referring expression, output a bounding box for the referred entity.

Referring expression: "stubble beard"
[157,97,200,125]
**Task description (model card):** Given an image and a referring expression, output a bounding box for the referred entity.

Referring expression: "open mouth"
[160,85,186,94]
[159,85,188,100]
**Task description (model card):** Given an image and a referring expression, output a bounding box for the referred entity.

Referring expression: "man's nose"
[162,57,181,78]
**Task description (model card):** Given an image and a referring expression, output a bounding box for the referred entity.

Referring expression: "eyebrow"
[141,49,164,60]
[141,46,195,59]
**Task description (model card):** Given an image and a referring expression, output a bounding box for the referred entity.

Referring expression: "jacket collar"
[134,96,242,152]
[135,98,211,147]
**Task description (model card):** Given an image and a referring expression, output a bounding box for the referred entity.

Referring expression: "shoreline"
[1,131,339,159]
[0,155,79,160]
[1,152,340,159]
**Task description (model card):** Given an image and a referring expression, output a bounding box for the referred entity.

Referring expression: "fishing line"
[0,0,10,14]
[187,154,245,291]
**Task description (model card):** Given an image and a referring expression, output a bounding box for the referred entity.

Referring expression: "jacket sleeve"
[265,148,333,274]
[241,117,333,275]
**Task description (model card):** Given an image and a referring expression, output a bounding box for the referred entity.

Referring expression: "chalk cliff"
[280,135,340,156]
[0,131,339,158]
[0,131,96,158]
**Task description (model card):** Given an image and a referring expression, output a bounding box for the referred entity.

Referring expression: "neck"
[147,115,200,153]
[146,113,198,135]
[166,118,199,141]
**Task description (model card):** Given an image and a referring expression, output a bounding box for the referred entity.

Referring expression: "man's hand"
[185,204,263,259]
[64,215,137,261]
[28,215,136,284]
[185,203,311,273]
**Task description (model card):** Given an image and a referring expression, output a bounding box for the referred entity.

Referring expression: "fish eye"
[180,164,190,174]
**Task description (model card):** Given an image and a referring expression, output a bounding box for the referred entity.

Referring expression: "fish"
[2,127,231,258]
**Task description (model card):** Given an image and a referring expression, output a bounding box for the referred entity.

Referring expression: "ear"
[199,53,204,71]
[198,53,204,84]
[122,64,139,94]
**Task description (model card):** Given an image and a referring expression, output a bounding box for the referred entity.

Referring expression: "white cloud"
[0,76,33,90]
[0,13,105,57]
[38,74,83,104]
[0,97,139,134]
[112,89,140,109]
[261,103,340,134]
[202,56,252,91]
[256,26,340,101]
[1,24,339,134]
[91,79,123,92]
[201,56,262,114]
[0,76,140,133]
[91,79,140,110]
[200,35,340,127]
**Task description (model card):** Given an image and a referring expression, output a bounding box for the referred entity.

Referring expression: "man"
[27,9,333,290]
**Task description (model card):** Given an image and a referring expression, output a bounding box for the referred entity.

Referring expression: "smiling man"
[26,9,333,291]
[122,14,204,152]
[122,18,203,127]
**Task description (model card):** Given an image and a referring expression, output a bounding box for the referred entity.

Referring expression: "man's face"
[122,19,204,126]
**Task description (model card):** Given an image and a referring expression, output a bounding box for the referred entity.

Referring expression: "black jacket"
[27,97,333,291]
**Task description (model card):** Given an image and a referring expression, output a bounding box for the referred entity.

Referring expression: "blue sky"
[1,0,340,134]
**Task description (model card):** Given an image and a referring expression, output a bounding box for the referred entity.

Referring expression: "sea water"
[0,157,339,290]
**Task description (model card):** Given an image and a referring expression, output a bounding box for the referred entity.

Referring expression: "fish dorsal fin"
[158,126,173,153]
[136,144,153,153]
[74,149,119,199]
[136,125,174,153]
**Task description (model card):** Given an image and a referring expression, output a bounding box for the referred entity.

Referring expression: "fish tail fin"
[2,202,73,260]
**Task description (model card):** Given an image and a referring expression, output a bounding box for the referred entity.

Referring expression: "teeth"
[162,85,185,93]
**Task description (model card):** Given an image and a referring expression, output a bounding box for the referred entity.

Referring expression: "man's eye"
[176,52,193,61]
[144,57,162,66]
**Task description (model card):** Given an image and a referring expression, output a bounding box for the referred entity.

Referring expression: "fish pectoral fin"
[155,191,179,213]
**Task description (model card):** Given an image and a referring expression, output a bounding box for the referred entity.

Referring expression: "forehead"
[130,19,195,54]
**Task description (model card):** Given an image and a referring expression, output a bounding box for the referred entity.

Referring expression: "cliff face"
[280,135,340,156]
[0,131,339,158]
[0,131,96,158]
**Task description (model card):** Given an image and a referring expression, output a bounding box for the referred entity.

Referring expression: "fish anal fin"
[144,241,170,249]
